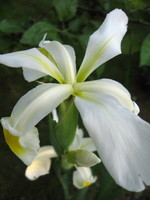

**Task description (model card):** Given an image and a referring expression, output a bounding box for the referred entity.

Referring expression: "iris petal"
[1,83,73,136]
[77,9,128,82]
[0,48,64,83]
[75,94,150,191]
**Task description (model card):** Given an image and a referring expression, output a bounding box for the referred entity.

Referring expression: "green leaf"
[123,0,149,10]
[0,19,24,34]
[75,187,88,200]
[0,34,11,52]
[53,0,78,21]
[69,18,83,32]
[20,21,60,46]
[140,34,150,66]
[49,97,78,156]
[48,115,62,156]
[122,23,150,55]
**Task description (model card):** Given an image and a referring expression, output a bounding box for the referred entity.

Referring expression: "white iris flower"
[0,9,150,192]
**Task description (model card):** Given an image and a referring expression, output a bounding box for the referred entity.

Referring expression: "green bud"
[76,150,101,167]
[66,150,101,167]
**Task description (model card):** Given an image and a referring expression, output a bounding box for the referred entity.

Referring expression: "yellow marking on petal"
[39,48,58,67]
[17,52,65,84]
[83,181,91,187]
[3,129,25,156]
[76,36,114,82]
[74,81,134,112]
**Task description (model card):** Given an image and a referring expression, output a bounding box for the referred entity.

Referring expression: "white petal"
[77,9,128,82]
[22,68,46,82]
[69,127,84,150]
[1,125,40,165]
[74,78,134,112]
[133,101,140,115]
[75,94,150,192]
[40,40,76,84]
[80,138,96,152]
[1,83,73,136]
[25,159,51,180]
[51,109,59,123]
[69,127,96,152]
[25,145,57,180]
[35,146,57,160]
[0,48,64,83]
[73,167,97,189]
[19,127,40,165]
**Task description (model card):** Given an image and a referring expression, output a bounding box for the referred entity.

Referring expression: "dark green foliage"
[53,0,78,21]
[140,34,150,66]
[0,19,25,34]
[20,21,61,46]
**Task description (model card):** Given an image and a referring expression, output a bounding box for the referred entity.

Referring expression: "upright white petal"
[25,146,57,180]
[75,94,150,192]
[1,124,40,165]
[1,83,73,136]
[77,9,128,82]
[74,79,135,112]
[69,128,84,150]
[73,167,97,189]
[0,48,64,83]
[69,127,96,152]
[40,40,76,84]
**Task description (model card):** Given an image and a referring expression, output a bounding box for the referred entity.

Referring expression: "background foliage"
[0,0,150,200]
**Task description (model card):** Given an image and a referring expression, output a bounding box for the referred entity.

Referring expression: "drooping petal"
[0,48,64,83]
[73,167,97,189]
[76,9,128,82]
[1,125,40,165]
[25,146,57,180]
[39,39,76,84]
[25,159,51,180]
[75,94,150,192]
[1,83,73,136]
[74,78,135,112]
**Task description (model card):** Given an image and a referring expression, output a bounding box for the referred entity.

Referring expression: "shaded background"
[0,0,150,199]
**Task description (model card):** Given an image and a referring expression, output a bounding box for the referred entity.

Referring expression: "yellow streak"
[3,129,25,156]
[17,52,64,83]
[77,36,114,82]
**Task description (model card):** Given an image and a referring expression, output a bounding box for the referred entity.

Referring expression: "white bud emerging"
[73,167,97,189]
